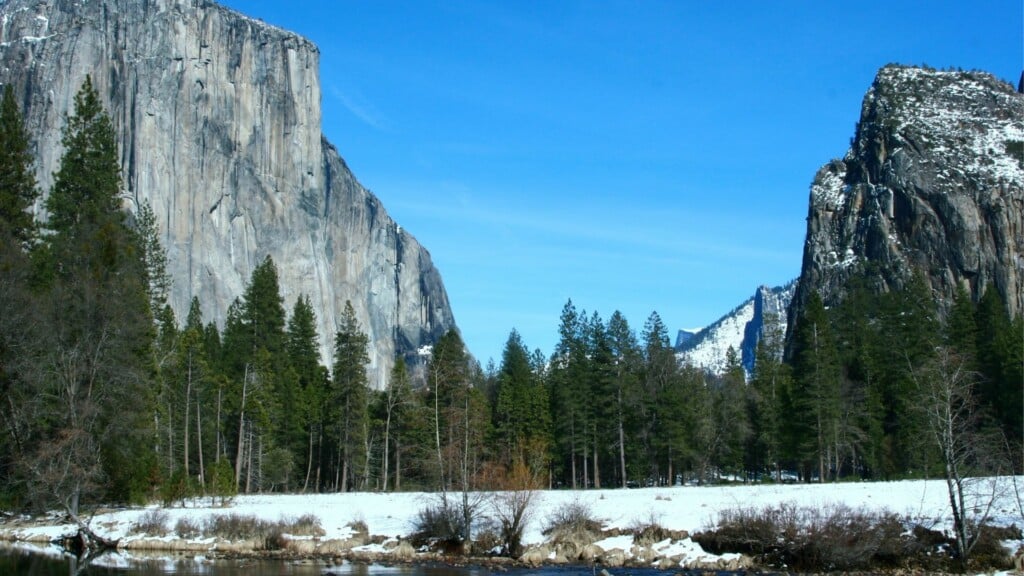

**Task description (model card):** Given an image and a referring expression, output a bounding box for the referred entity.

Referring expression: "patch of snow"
[811,167,847,209]
[4,478,1023,568]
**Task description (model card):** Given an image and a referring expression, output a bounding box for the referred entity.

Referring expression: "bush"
[159,470,195,507]
[412,500,466,546]
[290,514,325,537]
[968,524,1018,570]
[630,512,683,546]
[201,513,325,543]
[204,514,268,541]
[543,498,602,544]
[175,517,201,539]
[695,503,916,572]
[207,459,236,506]
[130,509,169,536]
[263,530,289,551]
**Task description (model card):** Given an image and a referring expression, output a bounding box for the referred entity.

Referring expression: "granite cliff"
[790,66,1024,332]
[0,0,456,387]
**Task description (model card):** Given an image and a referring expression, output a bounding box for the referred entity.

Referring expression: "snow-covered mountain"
[676,281,796,376]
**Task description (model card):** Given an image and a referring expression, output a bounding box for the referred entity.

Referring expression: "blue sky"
[221,0,1022,366]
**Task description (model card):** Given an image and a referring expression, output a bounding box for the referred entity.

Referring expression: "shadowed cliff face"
[0,0,456,387]
[790,66,1024,332]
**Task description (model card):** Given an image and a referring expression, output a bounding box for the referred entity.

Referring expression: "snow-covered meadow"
[3,478,1023,569]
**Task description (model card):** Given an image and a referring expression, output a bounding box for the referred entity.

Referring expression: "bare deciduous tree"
[912,346,1008,568]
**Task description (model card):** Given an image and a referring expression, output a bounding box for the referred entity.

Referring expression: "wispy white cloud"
[328,85,388,131]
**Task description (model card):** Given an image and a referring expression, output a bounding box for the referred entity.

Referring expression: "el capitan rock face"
[0,0,456,386]
[790,66,1024,330]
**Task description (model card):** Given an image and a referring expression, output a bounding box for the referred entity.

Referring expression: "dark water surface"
[0,544,745,576]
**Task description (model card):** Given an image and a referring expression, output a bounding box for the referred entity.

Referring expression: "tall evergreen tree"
[33,77,154,510]
[332,300,369,492]
[748,314,790,480]
[584,311,614,488]
[549,300,589,488]
[0,84,38,247]
[606,310,641,487]
[135,201,172,317]
[286,295,327,491]
[975,287,1021,445]
[789,291,841,482]
[493,329,539,463]
[641,311,683,484]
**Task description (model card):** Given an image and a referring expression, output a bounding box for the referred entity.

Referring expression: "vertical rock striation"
[790,66,1024,333]
[0,0,457,387]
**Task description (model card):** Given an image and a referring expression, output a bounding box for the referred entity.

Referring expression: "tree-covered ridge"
[0,80,1021,514]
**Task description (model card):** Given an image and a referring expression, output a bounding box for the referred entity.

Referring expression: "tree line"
[1,79,1021,514]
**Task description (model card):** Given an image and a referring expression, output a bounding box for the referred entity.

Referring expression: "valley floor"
[2,477,1023,572]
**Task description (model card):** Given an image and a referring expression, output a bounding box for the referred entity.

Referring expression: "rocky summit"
[790,65,1024,328]
[0,0,457,387]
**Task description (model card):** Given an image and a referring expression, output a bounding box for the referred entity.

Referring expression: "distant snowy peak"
[676,280,797,376]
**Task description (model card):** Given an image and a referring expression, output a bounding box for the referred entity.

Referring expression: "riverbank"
[2,479,1022,572]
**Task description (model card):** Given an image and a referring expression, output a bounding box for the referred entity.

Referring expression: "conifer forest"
[0,80,1021,514]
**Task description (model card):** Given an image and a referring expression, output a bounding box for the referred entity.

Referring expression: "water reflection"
[0,544,748,576]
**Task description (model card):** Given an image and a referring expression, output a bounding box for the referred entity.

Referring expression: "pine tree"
[286,295,327,491]
[607,310,641,487]
[975,287,1020,445]
[0,84,38,247]
[549,300,589,488]
[748,314,790,480]
[32,77,154,510]
[381,357,412,491]
[789,291,841,482]
[493,329,537,463]
[584,311,614,488]
[715,347,751,476]
[242,256,287,360]
[332,300,369,492]
[135,200,172,317]
[946,286,977,360]
[46,76,122,252]
[641,311,683,485]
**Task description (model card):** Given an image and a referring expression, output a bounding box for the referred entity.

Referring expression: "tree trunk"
[215,385,222,461]
[166,400,174,475]
[395,436,402,491]
[315,425,323,492]
[303,423,314,492]
[382,409,392,491]
[196,390,205,487]
[618,407,627,488]
[184,354,192,478]
[570,417,577,489]
[234,364,249,488]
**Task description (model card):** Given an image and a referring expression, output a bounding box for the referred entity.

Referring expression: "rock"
[518,544,550,566]
[790,65,1024,330]
[655,557,678,570]
[579,543,603,561]
[390,540,415,561]
[630,544,658,563]
[0,0,457,387]
[600,550,626,567]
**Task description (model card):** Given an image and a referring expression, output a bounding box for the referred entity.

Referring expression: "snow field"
[4,478,1023,567]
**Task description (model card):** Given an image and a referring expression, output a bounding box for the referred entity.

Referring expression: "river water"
[0,545,745,576]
